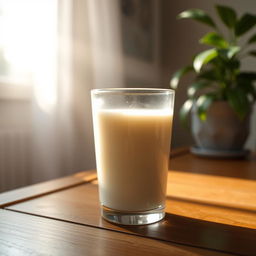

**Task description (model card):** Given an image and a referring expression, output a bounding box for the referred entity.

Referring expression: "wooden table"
[0,149,256,255]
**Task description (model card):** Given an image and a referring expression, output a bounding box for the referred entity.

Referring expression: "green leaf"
[227,89,250,119]
[249,50,256,57]
[187,81,211,98]
[235,14,256,36]
[179,99,194,128]
[193,49,218,72]
[215,5,237,28]
[227,46,240,58]
[178,9,216,28]
[170,66,193,89]
[197,69,218,81]
[218,46,240,59]
[196,94,215,121]
[199,32,228,48]
[248,34,256,44]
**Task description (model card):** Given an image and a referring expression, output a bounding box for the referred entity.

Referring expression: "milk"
[93,109,173,212]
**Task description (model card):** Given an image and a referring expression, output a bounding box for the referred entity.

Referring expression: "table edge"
[0,170,97,208]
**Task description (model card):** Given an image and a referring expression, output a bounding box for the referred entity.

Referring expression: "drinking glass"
[91,88,175,225]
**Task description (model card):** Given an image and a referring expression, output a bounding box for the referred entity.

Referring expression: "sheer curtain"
[30,0,125,184]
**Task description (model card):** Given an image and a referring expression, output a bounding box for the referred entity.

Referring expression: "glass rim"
[91,88,175,96]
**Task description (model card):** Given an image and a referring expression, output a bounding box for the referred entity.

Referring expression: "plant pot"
[191,101,250,151]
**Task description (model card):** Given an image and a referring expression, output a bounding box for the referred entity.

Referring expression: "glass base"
[101,205,165,225]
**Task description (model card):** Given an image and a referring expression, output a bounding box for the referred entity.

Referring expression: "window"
[0,0,57,100]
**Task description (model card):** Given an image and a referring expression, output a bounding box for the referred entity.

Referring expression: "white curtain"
[30,0,125,183]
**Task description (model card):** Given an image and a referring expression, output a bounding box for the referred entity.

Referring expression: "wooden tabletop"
[0,149,256,255]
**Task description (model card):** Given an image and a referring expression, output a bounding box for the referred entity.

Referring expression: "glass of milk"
[91,88,174,225]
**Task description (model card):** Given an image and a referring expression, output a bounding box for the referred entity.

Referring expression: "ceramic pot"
[191,101,250,151]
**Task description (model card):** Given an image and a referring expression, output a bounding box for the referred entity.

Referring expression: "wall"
[161,0,256,150]
[0,100,32,192]
[121,0,162,88]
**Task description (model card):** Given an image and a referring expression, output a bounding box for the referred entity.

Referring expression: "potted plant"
[170,5,256,156]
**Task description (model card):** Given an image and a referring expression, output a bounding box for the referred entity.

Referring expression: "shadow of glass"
[116,213,256,256]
